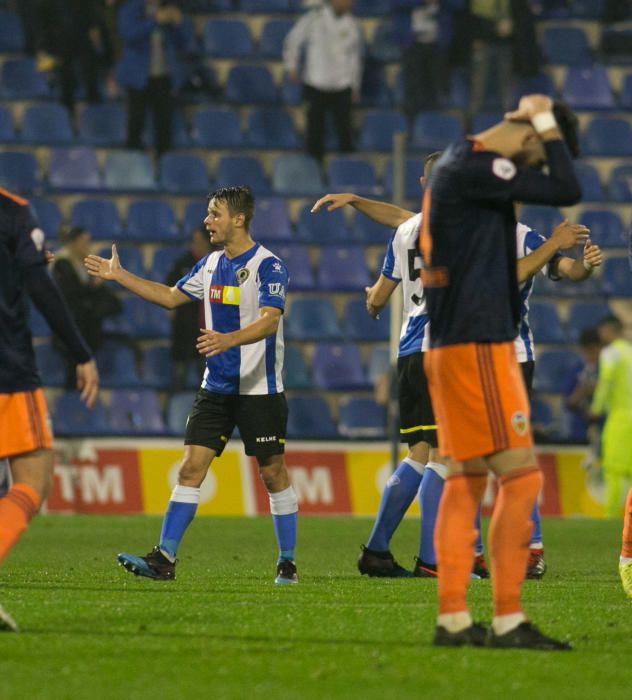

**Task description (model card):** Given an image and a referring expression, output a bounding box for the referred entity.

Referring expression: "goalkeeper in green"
[591,315,632,518]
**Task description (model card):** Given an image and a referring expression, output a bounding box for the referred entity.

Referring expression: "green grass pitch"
[1,515,630,700]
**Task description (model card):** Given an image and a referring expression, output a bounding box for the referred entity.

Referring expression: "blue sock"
[159,485,200,559]
[530,501,543,547]
[418,464,445,564]
[474,504,484,555]
[270,486,298,562]
[367,459,423,552]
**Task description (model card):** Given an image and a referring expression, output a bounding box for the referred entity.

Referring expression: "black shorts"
[397,352,438,448]
[185,389,288,458]
[520,360,534,396]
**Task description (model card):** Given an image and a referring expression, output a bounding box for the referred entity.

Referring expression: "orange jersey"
[0,389,53,460]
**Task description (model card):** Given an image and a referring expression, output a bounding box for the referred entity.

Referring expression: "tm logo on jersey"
[209,284,240,305]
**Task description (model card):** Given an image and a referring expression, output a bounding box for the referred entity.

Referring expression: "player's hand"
[84,244,123,281]
[311,193,355,213]
[505,94,553,122]
[365,285,382,320]
[76,359,99,408]
[45,250,55,265]
[550,220,589,250]
[196,329,235,357]
[583,239,603,269]
[287,69,299,83]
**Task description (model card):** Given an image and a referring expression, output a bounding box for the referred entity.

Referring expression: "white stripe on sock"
[171,485,201,504]
[425,461,448,479]
[403,457,425,476]
[269,486,298,515]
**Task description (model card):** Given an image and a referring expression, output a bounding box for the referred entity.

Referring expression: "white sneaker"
[0,604,17,632]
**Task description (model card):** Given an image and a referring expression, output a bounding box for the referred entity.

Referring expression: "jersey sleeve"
[15,204,47,270]
[591,345,619,415]
[175,255,208,301]
[523,228,563,278]
[381,233,401,281]
[258,256,288,311]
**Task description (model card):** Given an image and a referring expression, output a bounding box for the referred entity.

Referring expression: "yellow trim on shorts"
[400,424,437,434]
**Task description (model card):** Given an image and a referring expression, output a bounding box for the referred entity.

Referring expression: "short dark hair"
[62,225,89,243]
[208,186,255,229]
[424,151,442,178]
[597,314,624,333]
[552,101,580,158]
[579,328,601,347]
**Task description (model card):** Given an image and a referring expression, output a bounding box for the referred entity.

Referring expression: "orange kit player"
[420,95,581,650]
[0,187,99,631]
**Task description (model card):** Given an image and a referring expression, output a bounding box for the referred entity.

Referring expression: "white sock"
[620,556,632,566]
[403,457,424,476]
[268,485,298,515]
[425,461,448,479]
[492,612,526,636]
[530,542,543,550]
[437,611,472,633]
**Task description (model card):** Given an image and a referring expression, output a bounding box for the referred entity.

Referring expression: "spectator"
[283,0,363,162]
[165,227,214,391]
[52,227,121,387]
[562,328,601,442]
[116,0,187,156]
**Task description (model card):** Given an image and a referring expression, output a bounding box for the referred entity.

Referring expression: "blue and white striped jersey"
[176,243,288,395]
[381,213,430,357]
[514,222,561,363]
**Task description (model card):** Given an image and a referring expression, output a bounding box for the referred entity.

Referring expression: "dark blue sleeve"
[258,257,288,311]
[15,204,47,270]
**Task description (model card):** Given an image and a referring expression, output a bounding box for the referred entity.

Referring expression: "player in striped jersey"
[85,187,299,584]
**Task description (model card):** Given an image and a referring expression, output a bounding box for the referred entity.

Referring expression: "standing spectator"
[166,227,214,391]
[562,328,601,443]
[283,0,363,162]
[590,315,632,518]
[52,227,121,387]
[116,0,186,156]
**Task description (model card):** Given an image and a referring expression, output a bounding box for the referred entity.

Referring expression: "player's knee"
[177,457,208,487]
[258,456,289,492]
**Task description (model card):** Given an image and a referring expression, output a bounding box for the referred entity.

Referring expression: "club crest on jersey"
[492,158,517,181]
[511,411,529,436]
[209,284,240,305]
[235,267,250,284]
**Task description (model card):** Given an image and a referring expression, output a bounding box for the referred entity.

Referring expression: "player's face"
[516,132,547,169]
[204,199,234,246]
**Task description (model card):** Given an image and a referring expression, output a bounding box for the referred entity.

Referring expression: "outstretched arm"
[311,193,415,229]
[85,244,191,310]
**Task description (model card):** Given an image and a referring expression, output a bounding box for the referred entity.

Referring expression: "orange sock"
[489,467,542,617]
[435,473,487,614]
[621,488,632,559]
[0,483,41,564]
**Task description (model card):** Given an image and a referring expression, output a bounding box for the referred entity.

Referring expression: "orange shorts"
[0,389,53,460]
[424,342,532,462]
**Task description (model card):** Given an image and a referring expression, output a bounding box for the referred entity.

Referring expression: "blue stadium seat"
[247,108,299,149]
[159,153,209,194]
[142,346,172,388]
[530,397,556,436]
[272,244,315,290]
[22,104,73,144]
[191,108,243,148]
[567,302,612,341]
[71,199,123,240]
[296,205,349,243]
[225,65,277,104]
[95,342,142,388]
[575,162,605,202]
[240,0,291,11]
[149,246,186,282]
[358,110,407,152]
[284,297,341,341]
[29,304,50,338]
[578,210,625,248]
[49,147,100,191]
[621,73,632,109]
[327,157,379,196]
[283,345,311,390]
[542,27,592,66]
[121,297,170,338]
[79,104,126,146]
[0,151,38,193]
[98,245,144,279]
[53,392,109,436]
[127,200,179,242]
[582,117,632,157]
[250,198,293,242]
[371,20,400,63]
[0,11,24,52]
[351,212,392,244]
[339,397,387,438]
[360,60,392,108]
[29,198,62,239]
[34,342,66,387]
[104,151,155,191]
[343,297,390,341]
[286,395,338,439]
[518,206,563,234]
[573,0,605,19]
[534,350,583,393]
[259,19,293,60]
[272,154,324,196]
[527,302,567,344]
[312,342,370,390]
[354,0,390,16]
[411,112,462,152]
[216,155,270,194]
[601,257,632,297]
[203,19,254,58]
[142,110,190,148]
[608,165,632,202]
[280,73,302,106]
[562,65,615,109]
[368,345,390,383]
[0,105,15,142]
[471,111,504,133]
[513,72,557,103]
[183,200,208,234]
[166,391,196,435]
[383,158,424,199]
[109,389,166,434]
[0,58,49,99]
[600,24,632,65]
[318,246,371,291]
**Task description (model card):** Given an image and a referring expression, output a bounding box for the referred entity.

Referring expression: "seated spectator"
[52,226,121,387]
